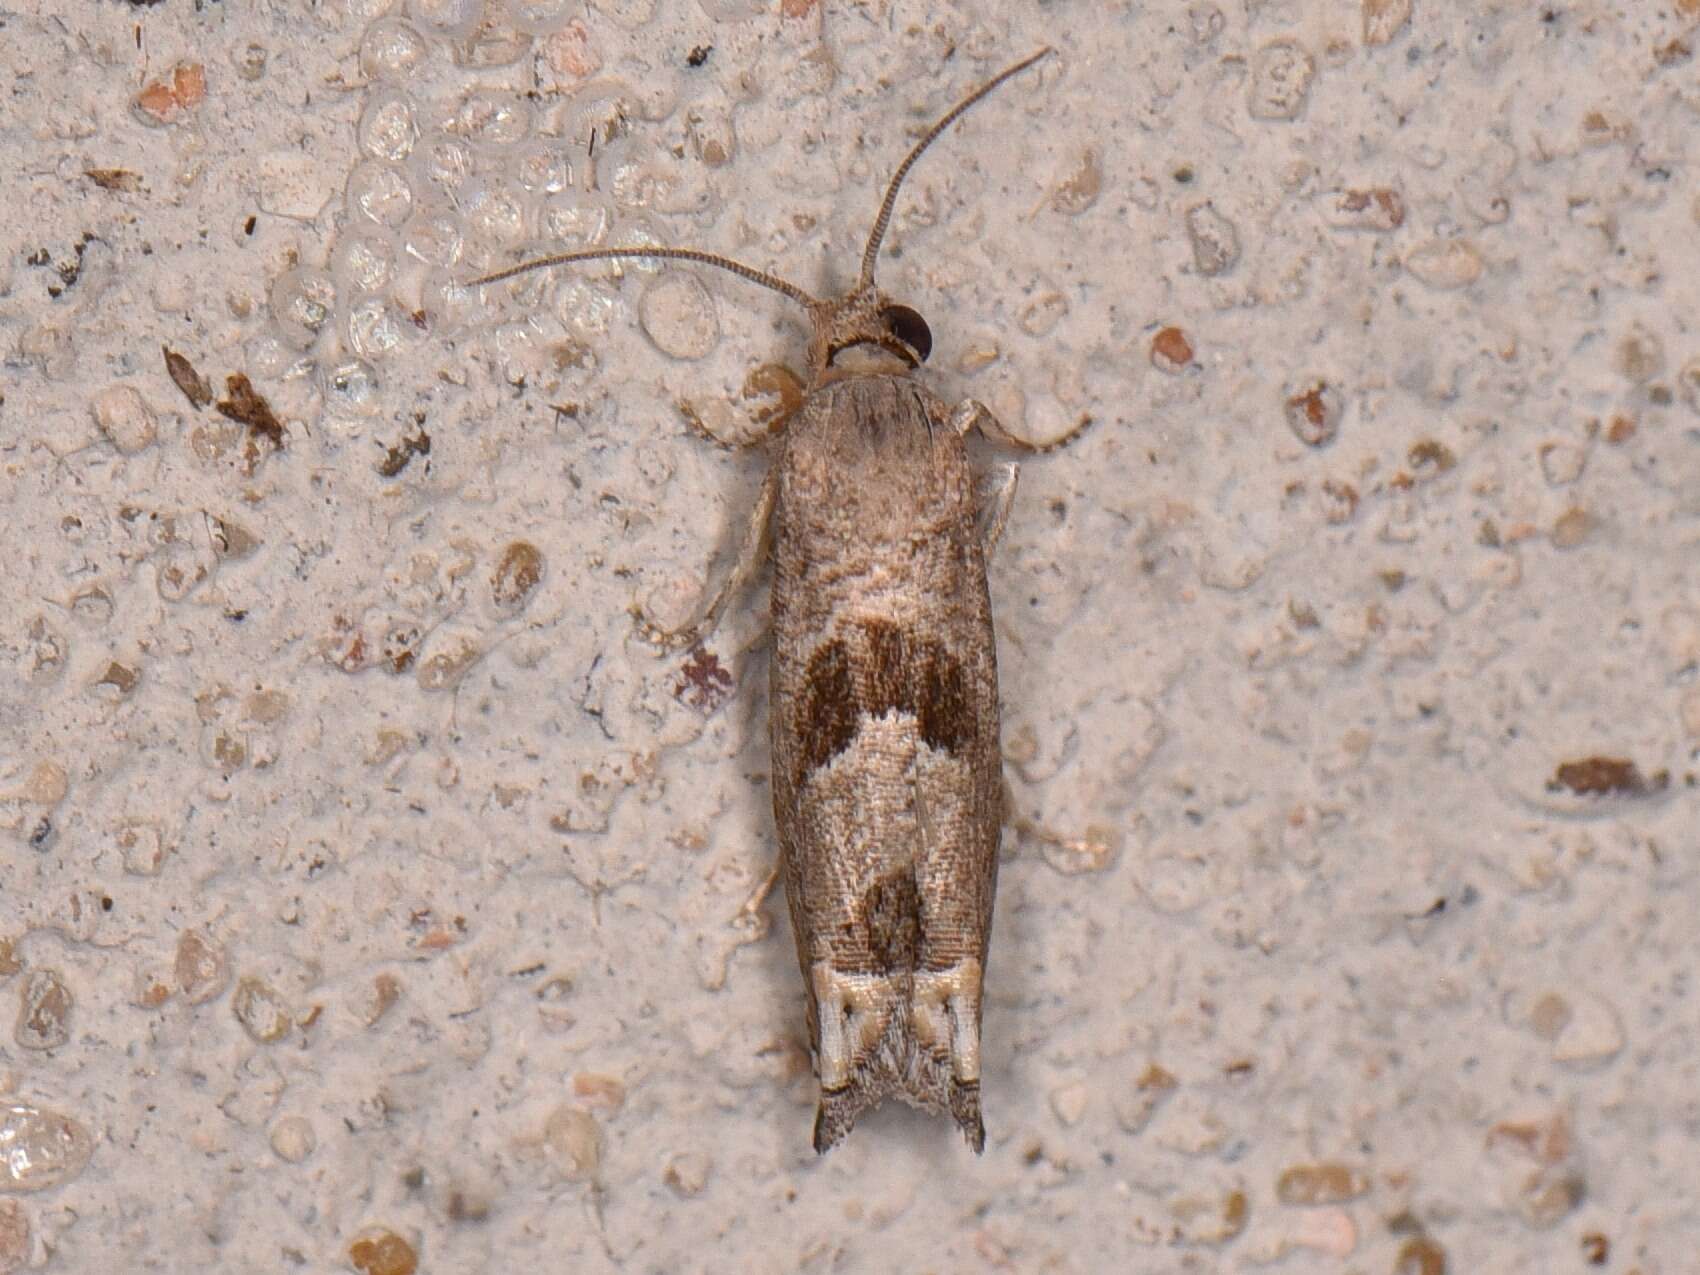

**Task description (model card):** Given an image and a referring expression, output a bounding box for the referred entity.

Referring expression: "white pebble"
[93,385,159,454]
[1405,239,1484,290]
[1248,40,1315,120]
[1049,1081,1089,1126]
[639,273,719,360]
[268,1115,316,1163]
[1186,201,1240,276]
[542,1105,601,1180]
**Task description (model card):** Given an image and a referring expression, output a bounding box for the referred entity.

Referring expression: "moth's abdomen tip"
[966,1124,986,1155]
[812,1095,852,1154]
[951,1081,986,1154]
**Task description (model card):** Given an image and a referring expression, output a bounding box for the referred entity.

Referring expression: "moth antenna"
[857,46,1052,292]
[470,246,820,311]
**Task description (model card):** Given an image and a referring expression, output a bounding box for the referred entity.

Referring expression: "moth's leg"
[640,463,778,649]
[948,397,1092,454]
[974,463,1020,558]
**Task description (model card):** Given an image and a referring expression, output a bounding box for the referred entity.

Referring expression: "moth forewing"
[471,48,1082,1153]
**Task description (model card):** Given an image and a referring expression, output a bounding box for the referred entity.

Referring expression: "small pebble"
[1550,507,1592,549]
[269,1115,316,1163]
[639,273,719,360]
[1019,292,1068,338]
[1112,1062,1177,1134]
[490,541,544,613]
[0,1102,94,1193]
[1537,441,1585,486]
[534,976,575,1031]
[1151,326,1194,372]
[571,1073,626,1112]
[348,1228,418,1275]
[1614,325,1664,382]
[416,632,483,691]
[1168,1186,1248,1245]
[1049,1081,1089,1126]
[231,41,268,82]
[1284,379,1342,446]
[232,976,292,1043]
[18,761,66,807]
[172,63,207,110]
[662,1151,711,1197]
[1516,1168,1586,1228]
[1248,40,1315,120]
[1185,202,1240,276]
[1405,239,1484,289]
[92,385,159,454]
[134,63,206,125]
[15,970,72,1051]
[542,1105,601,1181]
[175,929,230,1003]
[1394,1236,1447,1275]
[1275,1162,1369,1204]
[1551,992,1624,1065]
[1050,148,1103,216]
[133,972,173,1009]
[353,972,403,1026]
[1322,187,1406,231]
[1363,0,1412,45]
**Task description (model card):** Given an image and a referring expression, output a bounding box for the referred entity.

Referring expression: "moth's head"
[809,287,933,380]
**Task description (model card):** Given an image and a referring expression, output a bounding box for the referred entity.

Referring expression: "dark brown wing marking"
[916,646,971,753]
[800,640,858,775]
[863,619,909,718]
[796,620,974,789]
[860,869,921,970]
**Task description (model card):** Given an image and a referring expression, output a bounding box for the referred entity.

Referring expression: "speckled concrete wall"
[2,0,1697,1270]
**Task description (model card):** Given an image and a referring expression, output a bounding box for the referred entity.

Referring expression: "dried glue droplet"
[639,273,719,360]
[0,1102,95,1193]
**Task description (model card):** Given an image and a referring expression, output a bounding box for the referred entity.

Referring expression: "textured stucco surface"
[2,0,1698,1270]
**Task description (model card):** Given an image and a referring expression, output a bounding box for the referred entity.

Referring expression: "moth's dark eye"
[881,305,932,363]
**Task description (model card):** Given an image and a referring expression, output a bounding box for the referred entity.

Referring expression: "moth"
[475,48,1084,1152]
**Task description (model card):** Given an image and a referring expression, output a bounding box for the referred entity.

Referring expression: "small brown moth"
[475,48,1083,1152]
